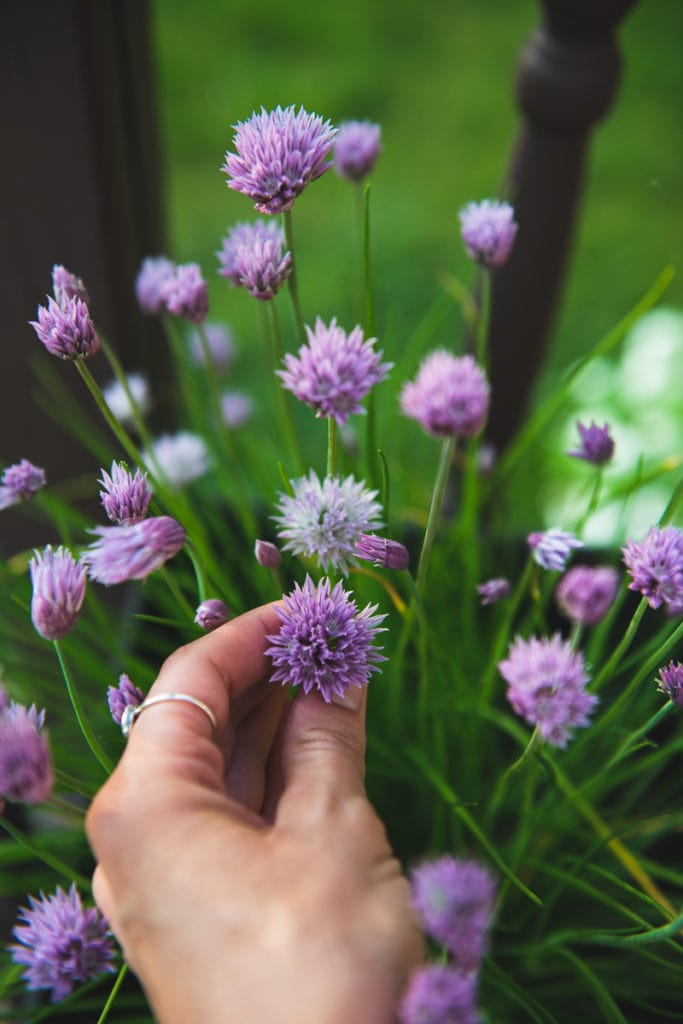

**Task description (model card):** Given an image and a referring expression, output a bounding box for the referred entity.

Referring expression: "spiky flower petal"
[622,525,683,610]
[161,263,209,324]
[83,516,186,586]
[107,673,145,725]
[356,533,410,571]
[51,265,89,306]
[567,420,615,466]
[0,701,53,804]
[98,461,152,525]
[401,351,489,439]
[334,120,382,182]
[528,528,583,572]
[217,220,291,299]
[657,661,683,707]
[30,546,87,641]
[30,295,99,360]
[459,199,518,268]
[0,459,46,510]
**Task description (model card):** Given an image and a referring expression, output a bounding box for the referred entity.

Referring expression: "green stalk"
[0,816,91,890]
[459,436,481,630]
[186,540,209,604]
[606,701,674,770]
[475,270,491,370]
[590,596,648,692]
[268,301,306,473]
[416,437,456,596]
[75,361,148,472]
[575,467,604,537]
[54,768,96,800]
[362,183,380,490]
[97,333,158,463]
[283,208,306,344]
[478,556,534,707]
[158,565,195,622]
[327,417,339,478]
[96,963,129,1024]
[53,640,114,774]
[488,726,541,826]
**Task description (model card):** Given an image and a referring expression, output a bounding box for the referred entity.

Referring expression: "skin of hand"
[86,603,423,1024]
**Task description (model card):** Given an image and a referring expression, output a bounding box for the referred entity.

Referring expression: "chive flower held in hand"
[0,459,46,510]
[400,351,489,439]
[0,701,53,805]
[217,220,292,299]
[266,575,385,704]
[30,546,87,641]
[82,516,186,586]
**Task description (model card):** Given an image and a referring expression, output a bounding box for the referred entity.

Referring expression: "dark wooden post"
[487,0,638,450]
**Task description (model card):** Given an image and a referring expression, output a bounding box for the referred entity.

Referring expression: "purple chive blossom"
[221,391,254,429]
[0,459,46,510]
[334,120,382,182]
[555,565,620,626]
[657,661,683,707]
[528,528,583,572]
[278,318,391,426]
[82,515,186,586]
[266,575,385,704]
[160,263,208,324]
[459,199,518,268]
[477,577,511,606]
[144,431,211,488]
[0,702,53,804]
[567,420,615,466]
[135,256,176,315]
[217,220,292,299]
[30,295,99,360]
[98,461,152,525]
[0,686,7,713]
[10,885,115,1003]
[102,373,151,424]
[411,856,496,971]
[255,539,282,569]
[107,673,145,725]
[190,322,235,370]
[223,105,337,215]
[499,634,598,749]
[401,351,490,440]
[194,599,230,631]
[356,533,410,571]
[274,470,383,574]
[399,965,479,1024]
[51,265,89,306]
[30,546,87,641]
[622,525,683,611]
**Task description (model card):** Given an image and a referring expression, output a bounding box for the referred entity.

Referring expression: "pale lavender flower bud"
[30,546,87,641]
[194,599,230,631]
[30,295,99,360]
[0,701,53,805]
[657,661,683,707]
[98,461,152,525]
[107,673,145,724]
[356,533,410,571]
[11,885,115,1002]
[83,515,186,586]
[399,965,478,1024]
[102,373,151,425]
[622,525,683,610]
[528,528,583,572]
[401,350,490,439]
[221,391,253,429]
[567,420,615,466]
[135,256,176,315]
[334,120,382,182]
[499,633,598,748]
[161,263,209,324]
[555,565,619,625]
[223,105,337,215]
[217,220,291,299]
[254,539,282,569]
[477,577,511,605]
[51,265,89,306]
[278,318,392,426]
[459,198,518,268]
[0,459,46,511]
[190,322,235,370]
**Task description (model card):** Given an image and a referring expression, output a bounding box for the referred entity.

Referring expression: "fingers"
[224,686,289,810]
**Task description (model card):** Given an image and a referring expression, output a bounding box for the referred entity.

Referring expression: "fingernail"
[330,686,364,712]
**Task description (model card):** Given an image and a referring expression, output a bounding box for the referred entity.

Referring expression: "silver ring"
[121,693,218,738]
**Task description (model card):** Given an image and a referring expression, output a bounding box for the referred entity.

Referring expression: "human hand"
[86,604,423,1024]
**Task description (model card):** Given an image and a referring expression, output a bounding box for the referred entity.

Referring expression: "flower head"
[217,220,291,299]
[477,577,511,606]
[51,265,89,306]
[399,965,478,1024]
[411,856,496,970]
[266,576,385,704]
[279,317,391,426]
[567,420,615,466]
[223,105,336,214]
[499,633,598,748]
[528,528,583,572]
[0,701,53,804]
[83,516,186,586]
[274,470,382,574]
[102,373,151,424]
[255,539,282,569]
[0,459,46,510]
[221,391,253,429]
[144,431,211,488]
[355,533,410,571]
[190,322,235,370]
[657,661,683,707]
[107,673,145,725]
[401,351,489,439]
[30,295,99,360]
[30,546,87,641]
[194,599,230,632]
[555,565,619,625]
[459,199,518,268]
[10,885,115,1002]
[99,461,152,525]
[160,263,209,324]
[135,256,175,315]
[334,120,382,182]
[622,525,683,610]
